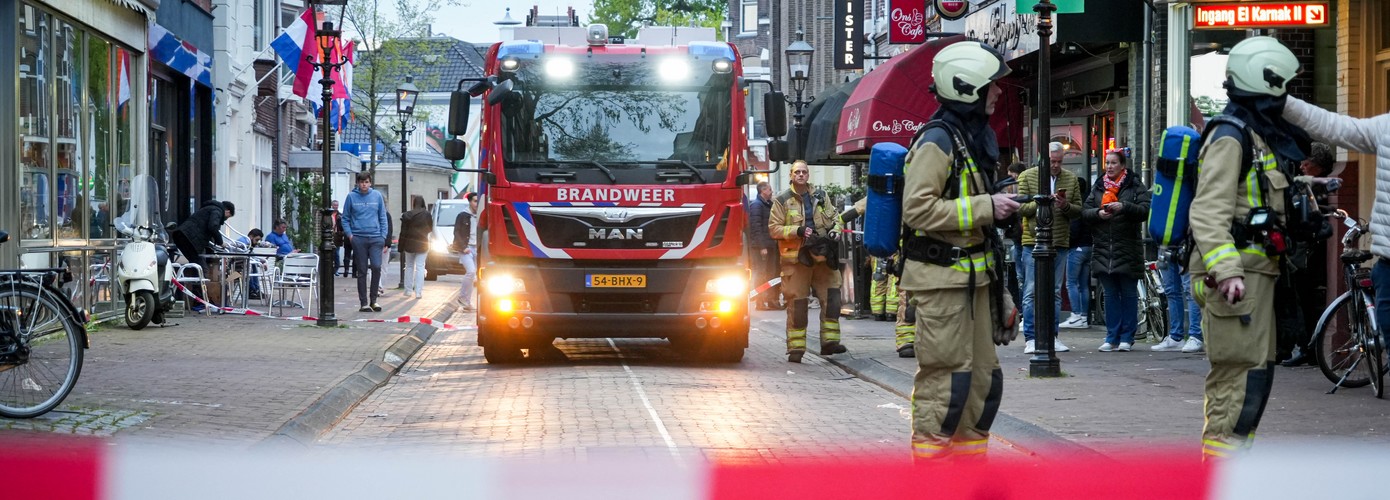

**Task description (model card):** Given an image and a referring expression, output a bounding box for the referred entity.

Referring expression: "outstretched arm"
[1283,96,1387,155]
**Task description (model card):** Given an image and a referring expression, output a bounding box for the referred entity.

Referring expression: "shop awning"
[792,78,861,165]
[836,36,1022,156]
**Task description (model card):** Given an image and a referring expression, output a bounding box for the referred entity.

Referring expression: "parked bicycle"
[1136,260,1169,343]
[1313,214,1384,398]
[0,230,89,418]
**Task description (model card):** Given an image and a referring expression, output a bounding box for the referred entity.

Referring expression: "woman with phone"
[1081,150,1152,351]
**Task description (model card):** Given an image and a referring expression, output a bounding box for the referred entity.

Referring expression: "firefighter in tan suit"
[1188,37,1307,460]
[900,41,1019,460]
[769,161,847,362]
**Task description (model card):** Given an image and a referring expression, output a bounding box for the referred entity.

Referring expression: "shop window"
[88,37,113,239]
[56,20,85,241]
[19,5,51,241]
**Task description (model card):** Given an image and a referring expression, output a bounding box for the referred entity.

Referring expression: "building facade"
[4,0,156,318]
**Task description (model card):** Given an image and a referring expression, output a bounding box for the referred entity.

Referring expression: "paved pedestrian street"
[317,307,1003,464]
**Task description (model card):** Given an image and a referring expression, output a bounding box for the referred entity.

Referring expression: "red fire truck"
[443,25,756,363]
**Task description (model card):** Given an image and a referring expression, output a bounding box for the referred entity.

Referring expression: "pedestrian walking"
[747,181,782,310]
[769,160,847,362]
[399,195,433,300]
[899,40,1018,460]
[1081,149,1151,352]
[1017,142,1081,354]
[453,193,479,311]
[342,172,388,312]
[1190,36,1307,459]
[330,200,346,276]
[378,209,393,295]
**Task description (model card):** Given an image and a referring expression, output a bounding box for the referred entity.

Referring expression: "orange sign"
[1194,2,1330,29]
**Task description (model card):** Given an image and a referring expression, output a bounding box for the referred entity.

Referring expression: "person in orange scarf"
[1081,150,1151,351]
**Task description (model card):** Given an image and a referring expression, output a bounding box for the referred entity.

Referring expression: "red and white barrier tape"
[168,279,461,330]
[747,276,781,300]
[10,433,1377,499]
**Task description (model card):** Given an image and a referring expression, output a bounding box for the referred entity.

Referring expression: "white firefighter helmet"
[1225,36,1299,97]
[931,41,1011,104]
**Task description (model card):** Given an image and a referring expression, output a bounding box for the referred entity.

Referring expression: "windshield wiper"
[656,159,706,184]
[553,160,617,184]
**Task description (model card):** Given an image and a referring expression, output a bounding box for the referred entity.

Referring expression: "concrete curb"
[258,295,460,449]
[824,355,1108,460]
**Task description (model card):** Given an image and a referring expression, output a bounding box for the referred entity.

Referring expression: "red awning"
[836,36,1022,155]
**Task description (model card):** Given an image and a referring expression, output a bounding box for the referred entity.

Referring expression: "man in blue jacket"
[265,220,297,257]
[342,173,389,312]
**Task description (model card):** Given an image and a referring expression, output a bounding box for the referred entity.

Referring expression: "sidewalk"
[759,306,1390,456]
[0,267,461,447]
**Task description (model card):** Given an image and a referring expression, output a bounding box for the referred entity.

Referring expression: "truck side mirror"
[444,138,468,162]
[487,79,514,106]
[763,91,787,138]
[448,91,471,136]
[767,139,789,163]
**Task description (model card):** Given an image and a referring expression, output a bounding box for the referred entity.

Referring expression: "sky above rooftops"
[433,1,594,44]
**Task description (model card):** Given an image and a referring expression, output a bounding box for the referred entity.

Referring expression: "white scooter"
[115,175,178,329]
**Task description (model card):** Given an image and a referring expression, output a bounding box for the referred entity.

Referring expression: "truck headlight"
[705,275,747,298]
[485,274,525,295]
[430,238,450,253]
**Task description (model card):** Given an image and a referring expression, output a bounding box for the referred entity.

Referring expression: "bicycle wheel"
[1315,292,1372,388]
[0,282,84,418]
[1364,290,1385,398]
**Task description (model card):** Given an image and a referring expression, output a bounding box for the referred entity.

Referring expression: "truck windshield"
[498,55,733,181]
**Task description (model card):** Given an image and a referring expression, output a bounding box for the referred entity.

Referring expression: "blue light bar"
[687,41,735,60]
[498,40,544,59]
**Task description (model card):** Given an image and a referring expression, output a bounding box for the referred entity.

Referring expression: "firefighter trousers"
[909,286,1002,460]
[869,265,898,314]
[895,289,915,349]
[1194,272,1276,460]
[782,263,843,351]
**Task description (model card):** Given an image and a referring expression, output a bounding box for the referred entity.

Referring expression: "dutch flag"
[270,9,320,101]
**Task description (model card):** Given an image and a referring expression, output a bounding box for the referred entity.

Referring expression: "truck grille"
[528,206,703,250]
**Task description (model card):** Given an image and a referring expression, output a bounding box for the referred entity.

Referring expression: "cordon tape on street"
[3,434,1375,499]
[169,279,462,330]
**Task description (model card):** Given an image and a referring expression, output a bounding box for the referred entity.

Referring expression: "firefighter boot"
[874,313,888,322]
[788,349,805,363]
[820,341,848,355]
[897,343,916,358]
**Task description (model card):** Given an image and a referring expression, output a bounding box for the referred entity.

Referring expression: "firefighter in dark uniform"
[900,40,1019,460]
[1189,36,1307,459]
[769,160,847,363]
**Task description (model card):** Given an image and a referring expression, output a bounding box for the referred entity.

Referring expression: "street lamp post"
[1029,0,1062,378]
[308,0,349,327]
[393,76,419,289]
[783,27,815,161]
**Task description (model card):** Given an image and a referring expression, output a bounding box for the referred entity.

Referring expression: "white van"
[425,199,472,280]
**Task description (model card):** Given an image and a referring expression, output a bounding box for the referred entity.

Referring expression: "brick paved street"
[320,307,1032,464]
[0,270,455,446]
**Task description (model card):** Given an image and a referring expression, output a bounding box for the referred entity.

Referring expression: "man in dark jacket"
[747,181,781,310]
[171,200,234,308]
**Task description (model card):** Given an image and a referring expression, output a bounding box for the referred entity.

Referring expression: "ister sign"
[1194,2,1329,29]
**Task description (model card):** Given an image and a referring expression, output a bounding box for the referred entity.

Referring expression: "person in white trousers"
[455,193,479,310]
